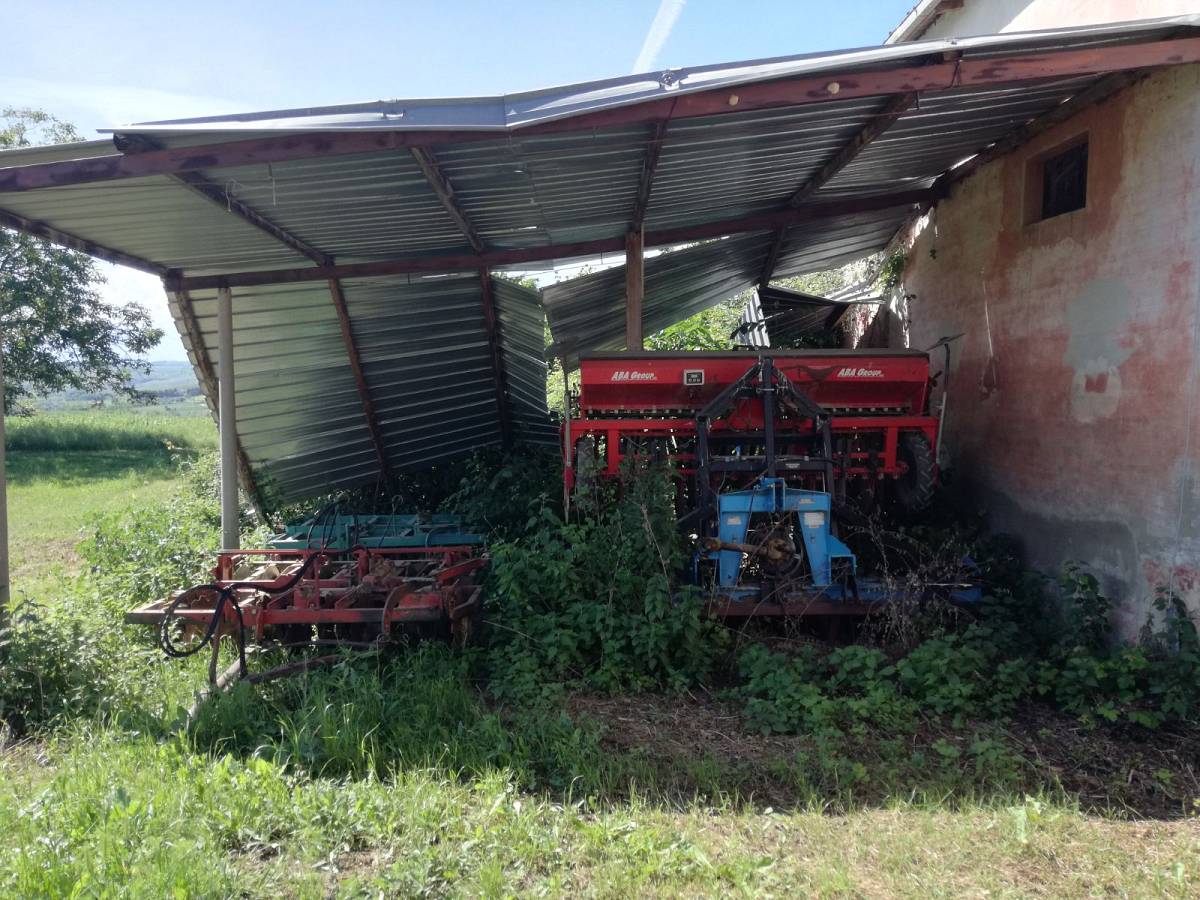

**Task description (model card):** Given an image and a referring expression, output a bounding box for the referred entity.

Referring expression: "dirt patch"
[1001,705,1200,818]
[566,692,1200,818]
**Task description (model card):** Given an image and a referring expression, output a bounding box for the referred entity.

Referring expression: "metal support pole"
[625,228,644,351]
[0,335,9,613]
[217,286,239,550]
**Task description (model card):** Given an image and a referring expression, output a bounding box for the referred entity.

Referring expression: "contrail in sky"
[632,0,686,74]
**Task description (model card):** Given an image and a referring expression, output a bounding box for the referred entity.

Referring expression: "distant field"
[6,407,215,453]
[5,409,215,597]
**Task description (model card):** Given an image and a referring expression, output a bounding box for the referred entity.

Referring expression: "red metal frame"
[564,351,939,492]
[130,545,487,640]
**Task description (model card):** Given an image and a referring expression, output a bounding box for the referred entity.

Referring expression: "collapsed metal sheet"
[543,234,774,368]
[172,273,554,506]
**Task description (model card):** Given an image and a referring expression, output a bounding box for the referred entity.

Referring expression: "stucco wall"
[896,64,1200,636]
[916,0,1199,39]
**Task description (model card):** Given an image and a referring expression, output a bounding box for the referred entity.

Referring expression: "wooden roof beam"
[117,134,332,265]
[936,69,1146,193]
[410,147,485,253]
[759,92,917,287]
[169,188,937,292]
[173,172,332,265]
[2,36,1198,194]
[327,278,392,478]
[630,119,668,229]
[0,207,166,275]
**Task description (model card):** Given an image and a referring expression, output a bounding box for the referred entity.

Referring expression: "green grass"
[4,409,215,597]
[6,407,215,454]
[0,410,1198,897]
[2,684,1196,898]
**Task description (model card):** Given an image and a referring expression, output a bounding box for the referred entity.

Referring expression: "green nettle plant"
[484,467,726,702]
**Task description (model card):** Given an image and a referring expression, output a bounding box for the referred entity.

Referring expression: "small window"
[1037,140,1088,220]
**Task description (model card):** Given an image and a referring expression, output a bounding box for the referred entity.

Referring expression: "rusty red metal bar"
[0,207,166,275]
[410,147,487,253]
[759,92,919,286]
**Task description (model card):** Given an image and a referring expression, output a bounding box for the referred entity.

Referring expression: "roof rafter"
[630,119,669,229]
[170,188,937,291]
[327,278,392,479]
[173,172,332,265]
[118,134,332,265]
[0,207,166,275]
[937,69,1146,193]
[410,147,485,253]
[3,35,1198,194]
[759,92,918,287]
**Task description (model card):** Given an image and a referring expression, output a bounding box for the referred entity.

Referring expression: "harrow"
[127,510,489,675]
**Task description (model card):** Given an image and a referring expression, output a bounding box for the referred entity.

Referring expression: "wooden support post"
[217,286,240,549]
[478,270,512,446]
[625,228,645,351]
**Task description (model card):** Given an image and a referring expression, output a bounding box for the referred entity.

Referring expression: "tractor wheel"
[894,432,935,515]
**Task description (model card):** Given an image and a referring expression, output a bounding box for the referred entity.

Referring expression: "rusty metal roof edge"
[101,15,1200,137]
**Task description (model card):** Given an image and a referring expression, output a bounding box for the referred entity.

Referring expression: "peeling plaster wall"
[898,65,1200,636]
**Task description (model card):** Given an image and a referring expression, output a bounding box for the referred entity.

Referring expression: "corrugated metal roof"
[2,15,1197,504]
[174,273,553,505]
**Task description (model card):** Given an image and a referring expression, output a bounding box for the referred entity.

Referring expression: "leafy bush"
[440,447,562,537]
[0,597,173,735]
[738,644,917,736]
[1034,579,1200,728]
[485,469,726,702]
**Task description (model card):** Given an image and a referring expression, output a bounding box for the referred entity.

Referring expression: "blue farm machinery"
[134,348,978,674]
[566,350,980,617]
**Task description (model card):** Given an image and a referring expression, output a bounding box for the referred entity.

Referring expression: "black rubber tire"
[893,432,935,514]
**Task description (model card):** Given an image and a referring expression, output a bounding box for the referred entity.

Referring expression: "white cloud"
[633,0,686,74]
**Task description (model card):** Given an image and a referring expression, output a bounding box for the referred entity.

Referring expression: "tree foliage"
[0,108,162,413]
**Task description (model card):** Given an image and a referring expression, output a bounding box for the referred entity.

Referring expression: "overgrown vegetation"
[2,414,1199,894]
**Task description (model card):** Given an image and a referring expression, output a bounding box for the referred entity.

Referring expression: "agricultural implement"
[564,350,978,616]
[128,511,489,672]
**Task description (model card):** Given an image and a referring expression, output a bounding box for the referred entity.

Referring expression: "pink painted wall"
[896,64,1200,636]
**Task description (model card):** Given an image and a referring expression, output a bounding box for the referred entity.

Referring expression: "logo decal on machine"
[610,370,658,382]
[836,367,884,378]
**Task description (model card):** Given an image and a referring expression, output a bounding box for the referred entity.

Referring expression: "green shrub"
[75,451,255,614]
[485,469,726,702]
[0,597,176,735]
[737,643,917,736]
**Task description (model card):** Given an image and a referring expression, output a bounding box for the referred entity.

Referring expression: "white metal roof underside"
[0,14,1197,506]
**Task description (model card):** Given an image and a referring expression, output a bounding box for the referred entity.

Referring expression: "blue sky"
[4,0,915,360]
